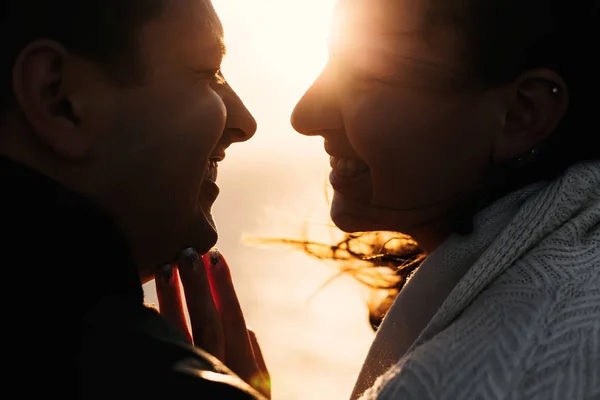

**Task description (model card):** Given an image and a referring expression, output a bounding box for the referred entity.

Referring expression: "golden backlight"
[145,2,377,400]
[212,0,335,154]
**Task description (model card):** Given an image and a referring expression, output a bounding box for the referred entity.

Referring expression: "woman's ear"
[493,68,569,163]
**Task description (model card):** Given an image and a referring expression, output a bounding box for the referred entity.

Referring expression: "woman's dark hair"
[434,0,600,207]
[257,231,425,331]
[272,0,600,331]
[1,0,165,110]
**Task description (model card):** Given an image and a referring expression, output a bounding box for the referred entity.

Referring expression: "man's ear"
[493,68,569,163]
[12,39,91,159]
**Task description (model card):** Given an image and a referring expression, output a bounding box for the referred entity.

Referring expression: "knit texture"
[361,161,600,400]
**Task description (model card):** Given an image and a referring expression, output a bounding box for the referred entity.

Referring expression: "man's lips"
[205,159,218,183]
[198,179,220,216]
[198,158,221,208]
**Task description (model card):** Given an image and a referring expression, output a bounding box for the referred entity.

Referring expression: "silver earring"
[552,87,559,94]
[511,148,539,168]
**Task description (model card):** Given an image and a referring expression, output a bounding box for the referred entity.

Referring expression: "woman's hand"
[154,248,270,398]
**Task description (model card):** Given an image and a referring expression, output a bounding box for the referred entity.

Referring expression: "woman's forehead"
[334,0,426,29]
[331,0,465,71]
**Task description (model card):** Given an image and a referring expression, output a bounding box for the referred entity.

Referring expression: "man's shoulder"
[79,299,265,399]
[80,353,261,399]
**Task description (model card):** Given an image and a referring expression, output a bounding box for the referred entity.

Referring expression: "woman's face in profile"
[291,0,503,239]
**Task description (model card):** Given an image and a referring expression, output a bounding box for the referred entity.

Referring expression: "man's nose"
[222,83,257,142]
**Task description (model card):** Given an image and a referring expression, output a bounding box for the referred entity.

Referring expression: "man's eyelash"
[192,67,225,85]
[209,69,225,85]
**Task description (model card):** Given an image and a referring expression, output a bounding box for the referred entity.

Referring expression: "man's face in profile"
[70,0,255,276]
[5,0,255,275]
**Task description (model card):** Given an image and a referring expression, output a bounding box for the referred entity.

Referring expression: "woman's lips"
[329,156,372,203]
[329,156,369,175]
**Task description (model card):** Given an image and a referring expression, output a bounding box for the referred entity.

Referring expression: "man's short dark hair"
[1,0,165,109]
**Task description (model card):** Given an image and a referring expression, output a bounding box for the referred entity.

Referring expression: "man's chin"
[137,215,217,284]
[208,209,218,228]
[195,211,218,255]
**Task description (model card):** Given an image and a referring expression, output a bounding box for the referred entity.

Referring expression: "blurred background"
[143,1,376,399]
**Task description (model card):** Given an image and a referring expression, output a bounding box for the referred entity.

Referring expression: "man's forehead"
[202,1,224,37]
[145,0,225,59]
[206,17,226,55]
[197,0,225,53]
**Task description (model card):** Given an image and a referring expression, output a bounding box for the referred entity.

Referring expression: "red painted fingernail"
[159,264,173,283]
[208,247,221,268]
[179,247,200,270]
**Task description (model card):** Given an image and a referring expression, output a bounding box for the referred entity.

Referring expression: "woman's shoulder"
[364,268,599,400]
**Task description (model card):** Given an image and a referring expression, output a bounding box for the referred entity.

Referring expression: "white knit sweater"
[361,161,600,400]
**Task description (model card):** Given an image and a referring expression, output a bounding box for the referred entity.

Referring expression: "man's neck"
[0,156,144,320]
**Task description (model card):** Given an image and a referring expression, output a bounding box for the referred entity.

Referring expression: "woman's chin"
[330,192,391,233]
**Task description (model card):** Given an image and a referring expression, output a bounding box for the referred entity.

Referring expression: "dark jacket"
[0,156,265,399]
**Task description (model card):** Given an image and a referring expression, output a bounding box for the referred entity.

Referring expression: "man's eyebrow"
[205,36,226,63]
[213,38,226,66]
[219,38,227,57]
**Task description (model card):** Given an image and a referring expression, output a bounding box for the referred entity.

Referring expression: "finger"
[178,248,225,361]
[248,329,269,377]
[248,329,271,398]
[204,249,256,380]
[155,265,193,344]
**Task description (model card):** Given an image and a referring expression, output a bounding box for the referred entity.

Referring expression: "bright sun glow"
[180,3,377,400]
[212,0,336,155]
[146,3,378,400]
